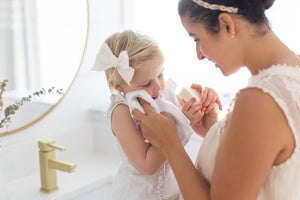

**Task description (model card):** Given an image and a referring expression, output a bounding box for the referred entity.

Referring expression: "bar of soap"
[178,87,202,105]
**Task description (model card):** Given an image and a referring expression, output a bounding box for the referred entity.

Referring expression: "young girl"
[91,30,221,200]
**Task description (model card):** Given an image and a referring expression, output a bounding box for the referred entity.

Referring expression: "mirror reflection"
[0,0,87,133]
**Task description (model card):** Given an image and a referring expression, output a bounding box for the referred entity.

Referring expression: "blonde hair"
[104,30,162,93]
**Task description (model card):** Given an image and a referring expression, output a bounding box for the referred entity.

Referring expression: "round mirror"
[0,0,88,136]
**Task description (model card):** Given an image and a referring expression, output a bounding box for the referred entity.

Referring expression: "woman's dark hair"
[178,0,274,34]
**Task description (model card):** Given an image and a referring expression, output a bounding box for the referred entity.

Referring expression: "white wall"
[0,0,127,181]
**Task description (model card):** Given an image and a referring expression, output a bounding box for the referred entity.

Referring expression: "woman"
[132,0,300,199]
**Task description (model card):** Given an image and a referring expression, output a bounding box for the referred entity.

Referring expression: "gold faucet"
[38,138,77,194]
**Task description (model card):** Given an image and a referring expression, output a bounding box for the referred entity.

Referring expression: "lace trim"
[248,65,300,86]
[156,164,166,200]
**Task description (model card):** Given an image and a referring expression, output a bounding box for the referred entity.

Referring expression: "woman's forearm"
[163,142,210,200]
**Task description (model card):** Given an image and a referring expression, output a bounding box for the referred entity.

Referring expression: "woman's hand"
[181,84,222,137]
[132,98,182,153]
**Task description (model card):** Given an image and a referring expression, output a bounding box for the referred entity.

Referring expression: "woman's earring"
[230,32,235,38]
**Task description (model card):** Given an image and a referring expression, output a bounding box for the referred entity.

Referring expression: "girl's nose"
[153,79,161,91]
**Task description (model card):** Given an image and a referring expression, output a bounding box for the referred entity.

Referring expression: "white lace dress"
[107,93,181,200]
[195,65,300,199]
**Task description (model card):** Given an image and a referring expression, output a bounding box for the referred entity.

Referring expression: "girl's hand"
[181,84,222,137]
[191,84,222,113]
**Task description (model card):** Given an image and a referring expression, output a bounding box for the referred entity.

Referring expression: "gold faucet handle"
[38,138,66,151]
[47,143,66,151]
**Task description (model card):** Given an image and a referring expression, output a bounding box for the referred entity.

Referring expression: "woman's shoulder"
[233,87,288,118]
[230,87,290,143]
[233,87,293,142]
[227,87,292,157]
[230,81,295,161]
[234,87,277,110]
[233,87,278,117]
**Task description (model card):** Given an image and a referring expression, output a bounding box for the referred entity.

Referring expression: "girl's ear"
[218,13,236,38]
[110,81,123,92]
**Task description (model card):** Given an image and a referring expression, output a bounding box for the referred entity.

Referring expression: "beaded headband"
[192,0,239,14]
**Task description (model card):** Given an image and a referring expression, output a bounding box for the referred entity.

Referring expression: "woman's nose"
[196,44,206,60]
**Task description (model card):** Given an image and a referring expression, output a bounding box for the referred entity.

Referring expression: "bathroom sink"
[72,183,112,200]
[56,178,113,200]
[1,118,120,200]
[6,154,118,200]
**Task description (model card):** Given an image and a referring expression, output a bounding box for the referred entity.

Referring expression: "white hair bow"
[91,42,134,85]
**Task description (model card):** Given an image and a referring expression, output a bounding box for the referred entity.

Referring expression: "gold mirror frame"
[0,0,90,137]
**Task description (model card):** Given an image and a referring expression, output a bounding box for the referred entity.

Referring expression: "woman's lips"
[152,96,158,100]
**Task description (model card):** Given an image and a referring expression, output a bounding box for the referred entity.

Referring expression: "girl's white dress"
[195,65,300,199]
[107,87,192,200]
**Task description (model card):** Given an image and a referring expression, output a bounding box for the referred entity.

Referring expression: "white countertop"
[7,154,119,200]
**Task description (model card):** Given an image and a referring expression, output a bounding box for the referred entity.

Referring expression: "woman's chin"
[216,64,236,77]
[218,67,232,77]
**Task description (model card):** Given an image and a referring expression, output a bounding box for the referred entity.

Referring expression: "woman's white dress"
[196,65,300,199]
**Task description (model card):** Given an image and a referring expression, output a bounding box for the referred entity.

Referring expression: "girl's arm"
[111,104,165,175]
[132,87,293,199]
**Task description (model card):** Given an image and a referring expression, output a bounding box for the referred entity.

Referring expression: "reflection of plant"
[0,80,63,129]
[0,80,8,108]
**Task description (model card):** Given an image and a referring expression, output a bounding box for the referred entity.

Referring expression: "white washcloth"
[126,90,194,146]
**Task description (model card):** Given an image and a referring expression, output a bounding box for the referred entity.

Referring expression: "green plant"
[0,80,63,128]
